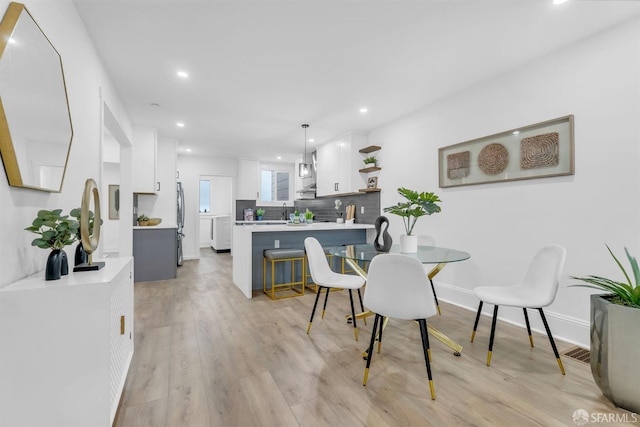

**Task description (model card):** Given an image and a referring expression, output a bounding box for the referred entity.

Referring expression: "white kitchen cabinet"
[211,216,231,251]
[316,131,367,197]
[237,158,259,200]
[132,126,159,194]
[0,257,134,427]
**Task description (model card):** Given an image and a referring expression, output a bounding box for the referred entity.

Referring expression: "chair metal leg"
[377,316,383,354]
[418,319,436,400]
[429,279,441,315]
[349,290,359,341]
[363,314,382,385]
[470,301,483,342]
[523,308,534,347]
[487,305,499,366]
[538,308,566,375]
[357,288,367,326]
[321,286,330,319]
[307,286,323,334]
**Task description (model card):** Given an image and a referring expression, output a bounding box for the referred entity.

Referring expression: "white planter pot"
[399,234,418,253]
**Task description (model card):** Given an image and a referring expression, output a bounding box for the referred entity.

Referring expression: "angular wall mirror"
[0,2,73,192]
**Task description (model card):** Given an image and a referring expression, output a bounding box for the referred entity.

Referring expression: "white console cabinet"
[0,257,134,427]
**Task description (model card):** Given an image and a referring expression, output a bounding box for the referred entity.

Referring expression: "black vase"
[45,249,63,281]
[374,216,392,252]
[60,250,69,276]
[75,242,88,266]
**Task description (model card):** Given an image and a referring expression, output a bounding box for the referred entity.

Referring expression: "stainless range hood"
[297,150,317,199]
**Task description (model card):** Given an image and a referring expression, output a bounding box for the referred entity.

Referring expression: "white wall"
[177,155,238,260]
[369,17,640,347]
[0,0,133,287]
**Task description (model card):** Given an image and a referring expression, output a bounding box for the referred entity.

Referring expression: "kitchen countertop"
[234,222,374,232]
[133,224,177,230]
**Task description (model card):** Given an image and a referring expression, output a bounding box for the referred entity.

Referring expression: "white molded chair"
[362,254,438,400]
[417,235,442,315]
[470,244,567,374]
[304,237,366,341]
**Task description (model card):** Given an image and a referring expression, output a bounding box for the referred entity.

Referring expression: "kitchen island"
[232,222,375,298]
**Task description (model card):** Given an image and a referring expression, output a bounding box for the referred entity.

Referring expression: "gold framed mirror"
[0,2,73,192]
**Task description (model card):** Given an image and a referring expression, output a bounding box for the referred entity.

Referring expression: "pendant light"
[299,124,311,177]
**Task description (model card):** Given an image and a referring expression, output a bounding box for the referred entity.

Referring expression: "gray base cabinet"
[133,227,177,282]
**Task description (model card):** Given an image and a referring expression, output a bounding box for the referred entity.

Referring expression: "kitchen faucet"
[281,203,288,220]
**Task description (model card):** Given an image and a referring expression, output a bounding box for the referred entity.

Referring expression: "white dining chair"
[417,235,442,315]
[470,244,567,374]
[304,237,366,341]
[362,253,438,400]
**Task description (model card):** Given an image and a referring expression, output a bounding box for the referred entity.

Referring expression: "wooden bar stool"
[263,248,306,300]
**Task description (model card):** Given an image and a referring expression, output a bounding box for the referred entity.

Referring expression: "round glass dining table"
[327,243,471,356]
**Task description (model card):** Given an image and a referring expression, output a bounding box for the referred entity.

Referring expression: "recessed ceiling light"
[186,148,192,153]
[359,107,368,113]
[553,0,568,4]
[176,70,189,78]
[309,139,315,143]
[276,156,282,160]
[176,122,185,127]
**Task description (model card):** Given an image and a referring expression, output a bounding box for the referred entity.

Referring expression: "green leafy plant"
[256,208,265,217]
[383,187,442,235]
[138,214,149,222]
[571,245,640,308]
[304,209,313,220]
[363,156,378,166]
[25,209,79,250]
[70,208,102,237]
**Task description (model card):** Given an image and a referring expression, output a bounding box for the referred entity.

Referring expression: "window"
[199,179,210,213]
[260,164,293,204]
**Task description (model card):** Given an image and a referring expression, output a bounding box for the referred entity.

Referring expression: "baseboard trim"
[434,281,590,348]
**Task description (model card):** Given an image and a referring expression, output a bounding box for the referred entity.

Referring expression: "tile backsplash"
[236,192,381,224]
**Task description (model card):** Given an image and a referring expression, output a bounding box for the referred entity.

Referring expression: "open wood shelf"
[359,166,381,173]
[358,145,381,154]
[359,188,381,193]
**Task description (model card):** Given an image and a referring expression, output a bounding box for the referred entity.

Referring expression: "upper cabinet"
[237,158,260,200]
[132,126,158,194]
[316,131,367,197]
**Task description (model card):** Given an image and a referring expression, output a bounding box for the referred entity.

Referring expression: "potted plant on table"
[25,209,79,280]
[304,209,314,224]
[255,208,265,221]
[383,187,442,253]
[571,245,640,414]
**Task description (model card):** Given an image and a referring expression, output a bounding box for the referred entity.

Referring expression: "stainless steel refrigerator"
[177,182,185,266]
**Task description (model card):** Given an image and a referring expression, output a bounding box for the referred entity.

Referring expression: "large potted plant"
[25,209,79,280]
[572,245,640,414]
[383,187,442,253]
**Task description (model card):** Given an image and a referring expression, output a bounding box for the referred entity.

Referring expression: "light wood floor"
[114,249,635,427]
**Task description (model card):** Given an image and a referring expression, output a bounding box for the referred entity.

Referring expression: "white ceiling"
[72,0,640,162]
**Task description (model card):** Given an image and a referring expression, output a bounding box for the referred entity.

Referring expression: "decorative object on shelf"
[571,246,640,414]
[70,207,102,266]
[299,123,311,177]
[243,208,254,221]
[383,187,442,253]
[363,155,378,167]
[0,2,73,193]
[73,178,105,272]
[137,214,150,226]
[373,216,392,252]
[335,198,343,223]
[367,177,378,189]
[147,218,162,226]
[438,115,574,188]
[304,209,313,224]
[108,184,120,219]
[256,208,265,220]
[25,209,79,280]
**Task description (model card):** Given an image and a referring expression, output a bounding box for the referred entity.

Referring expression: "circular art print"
[478,143,509,175]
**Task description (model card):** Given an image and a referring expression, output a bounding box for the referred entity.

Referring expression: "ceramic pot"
[399,234,418,253]
[60,250,68,276]
[45,249,63,281]
[75,241,88,266]
[590,294,640,413]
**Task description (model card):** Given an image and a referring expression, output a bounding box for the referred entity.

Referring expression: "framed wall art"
[367,176,378,188]
[438,115,574,188]
[108,184,120,219]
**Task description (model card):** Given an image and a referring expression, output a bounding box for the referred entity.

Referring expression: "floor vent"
[563,347,590,364]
